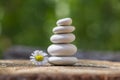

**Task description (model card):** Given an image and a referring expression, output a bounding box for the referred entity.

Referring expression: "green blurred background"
[0,0,120,58]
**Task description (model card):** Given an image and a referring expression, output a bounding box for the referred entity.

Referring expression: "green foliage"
[69,0,120,50]
[0,0,120,54]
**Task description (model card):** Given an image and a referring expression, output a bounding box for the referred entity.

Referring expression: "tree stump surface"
[0,59,120,80]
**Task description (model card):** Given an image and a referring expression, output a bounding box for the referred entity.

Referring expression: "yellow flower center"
[35,55,44,61]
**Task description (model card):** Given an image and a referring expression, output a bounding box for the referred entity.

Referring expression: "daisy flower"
[30,50,48,66]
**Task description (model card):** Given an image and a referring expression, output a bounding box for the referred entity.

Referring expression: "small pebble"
[47,44,77,56]
[53,26,75,34]
[48,57,78,65]
[50,33,75,43]
[56,18,72,26]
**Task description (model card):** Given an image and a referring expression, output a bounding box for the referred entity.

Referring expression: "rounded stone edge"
[52,26,75,34]
[47,44,77,56]
[48,57,78,65]
[56,18,72,26]
[50,33,75,43]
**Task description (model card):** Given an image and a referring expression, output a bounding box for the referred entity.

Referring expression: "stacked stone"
[47,18,78,65]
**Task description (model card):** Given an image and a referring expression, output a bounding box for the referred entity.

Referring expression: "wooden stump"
[0,59,120,80]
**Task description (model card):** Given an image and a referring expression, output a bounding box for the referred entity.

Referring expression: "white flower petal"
[42,60,47,64]
[39,51,43,53]
[44,57,48,60]
[30,50,48,66]
[43,53,48,56]
[34,50,40,54]
[44,58,48,62]
[42,58,48,63]
[31,53,36,56]
[43,60,47,64]
[30,56,34,59]
[38,52,43,55]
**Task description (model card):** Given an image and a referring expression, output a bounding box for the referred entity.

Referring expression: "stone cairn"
[47,18,78,65]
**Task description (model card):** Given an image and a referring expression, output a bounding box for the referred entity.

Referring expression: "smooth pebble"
[48,57,78,65]
[50,33,75,43]
[53,26,75,34]
[56,18,72,26]
[47,44,77,56]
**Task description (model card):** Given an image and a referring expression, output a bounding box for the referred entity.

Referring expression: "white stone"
[53,26,75,34]
[50,33,75,43]
[48,57,78,65]
[47,44,77,56]
[56,18,72,26]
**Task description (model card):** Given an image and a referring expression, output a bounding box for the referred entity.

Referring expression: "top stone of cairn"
[56,18,72,26]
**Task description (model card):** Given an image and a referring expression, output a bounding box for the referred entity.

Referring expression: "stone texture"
[53,26,75,34]
[47,44,77,56]
[50,33,75,43]
[48,57,78,65]
[56,18,72,26]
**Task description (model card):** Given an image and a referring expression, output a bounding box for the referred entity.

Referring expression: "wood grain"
[0,59,120,80]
